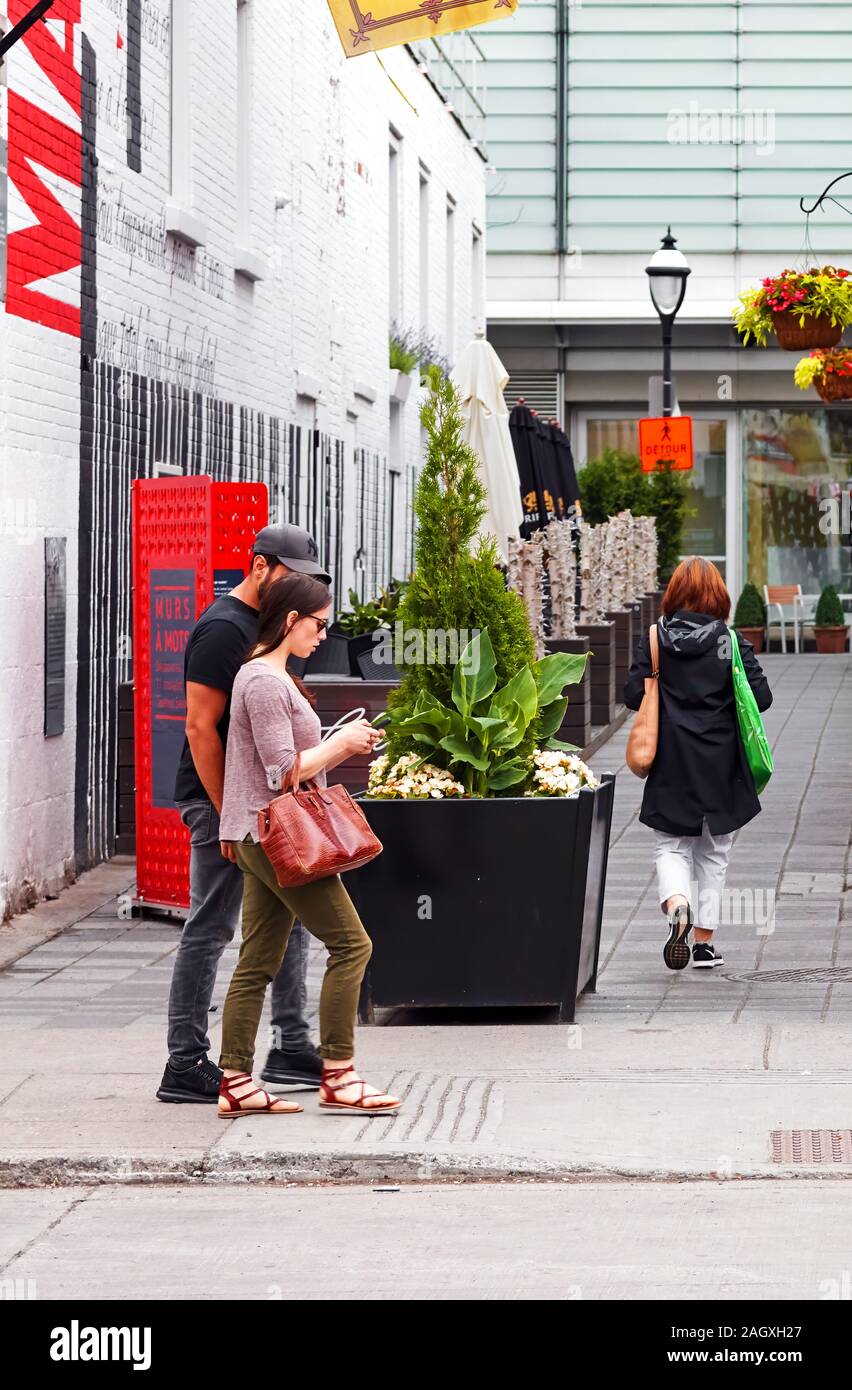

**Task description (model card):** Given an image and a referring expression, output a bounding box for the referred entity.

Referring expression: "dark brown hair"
[662,556,731,622]
[246,573,332,707]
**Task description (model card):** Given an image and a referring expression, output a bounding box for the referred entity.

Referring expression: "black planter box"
[604,608,635,708]
[348,775,616,1024]
[578,620,616,727]
[545,636,590,750]
[295,626,395,680]
[644,591,663,625]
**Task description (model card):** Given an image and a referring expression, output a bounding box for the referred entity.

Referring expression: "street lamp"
[646,227,691,417]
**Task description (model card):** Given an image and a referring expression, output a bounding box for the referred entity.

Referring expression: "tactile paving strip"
[770,1130,852,1164]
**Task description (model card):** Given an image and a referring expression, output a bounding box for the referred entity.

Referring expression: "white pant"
[653,820,735,934]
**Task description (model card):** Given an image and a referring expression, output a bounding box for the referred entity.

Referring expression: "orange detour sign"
[639,416,694,472]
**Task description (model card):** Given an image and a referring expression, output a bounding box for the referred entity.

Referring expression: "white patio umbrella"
[451,336,524,566]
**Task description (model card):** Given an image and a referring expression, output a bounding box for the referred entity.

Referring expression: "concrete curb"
[4,1151,852,1189]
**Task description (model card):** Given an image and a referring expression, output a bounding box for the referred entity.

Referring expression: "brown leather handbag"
[257,754,383,887]
[625,624,660,779]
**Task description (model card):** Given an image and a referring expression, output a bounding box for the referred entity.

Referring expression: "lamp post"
[646,227,691,417]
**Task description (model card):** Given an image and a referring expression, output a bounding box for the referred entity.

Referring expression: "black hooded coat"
[623,609,773,836]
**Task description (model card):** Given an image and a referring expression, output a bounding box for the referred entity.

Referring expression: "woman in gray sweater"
[217,573,400,1117]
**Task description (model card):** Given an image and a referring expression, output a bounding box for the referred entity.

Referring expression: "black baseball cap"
[252,524,331,583]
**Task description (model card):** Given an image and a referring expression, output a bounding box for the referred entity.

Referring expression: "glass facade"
[743,410,852,592]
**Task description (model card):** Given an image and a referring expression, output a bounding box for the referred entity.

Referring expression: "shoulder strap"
[649,623,660,676]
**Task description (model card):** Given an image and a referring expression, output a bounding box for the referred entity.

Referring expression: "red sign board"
[131,477,268,911]
[639,416,694,472]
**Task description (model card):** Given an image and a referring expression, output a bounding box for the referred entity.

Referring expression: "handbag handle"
[280,753,331,802]
[649,623,660,677]
[283,753,304,794]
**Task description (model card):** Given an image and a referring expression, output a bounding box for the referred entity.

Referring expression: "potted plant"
[813,584,848,653]
[333,578,409,675]
[389,326,419,404]
[733,266,852,351]
[346,371,616,1024]
[794,348,852,402]
[733,582,767,654]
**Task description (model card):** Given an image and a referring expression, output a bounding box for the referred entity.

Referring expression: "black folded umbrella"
[551,421,580,510]
[509,401,549,536]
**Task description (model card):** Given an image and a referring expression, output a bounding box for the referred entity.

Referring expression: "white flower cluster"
[366,752,466,800]
[525,749,600,798]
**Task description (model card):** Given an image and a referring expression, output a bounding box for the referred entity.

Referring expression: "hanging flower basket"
[773,310,843,352]
[794,348,852,401]
[733,266,852,349]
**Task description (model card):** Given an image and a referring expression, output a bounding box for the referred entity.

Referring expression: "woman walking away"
[624,557,773,972]
[217,573,401,1117]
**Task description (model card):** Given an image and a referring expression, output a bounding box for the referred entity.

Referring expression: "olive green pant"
[219,840,372,1072]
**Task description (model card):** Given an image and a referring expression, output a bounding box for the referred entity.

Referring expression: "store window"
[743,410,852,592]
[582,417,728,578]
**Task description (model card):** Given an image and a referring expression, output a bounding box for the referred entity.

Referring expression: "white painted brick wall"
[0,0,487,915]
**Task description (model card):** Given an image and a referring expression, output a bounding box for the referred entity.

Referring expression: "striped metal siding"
[568,0,852,254]
[483,0,852,256]
[478,1,560,251]
[504,370,561,417]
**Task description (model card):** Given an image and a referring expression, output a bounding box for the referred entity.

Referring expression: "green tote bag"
[730,629,774,794]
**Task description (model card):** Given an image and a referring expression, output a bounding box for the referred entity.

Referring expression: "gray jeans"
[167,800,312,1067]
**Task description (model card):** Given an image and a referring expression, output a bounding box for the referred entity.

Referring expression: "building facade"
[0,0,486,917]
[481,0,852,603]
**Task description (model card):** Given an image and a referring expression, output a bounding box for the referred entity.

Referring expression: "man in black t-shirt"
[156,524,331,1104]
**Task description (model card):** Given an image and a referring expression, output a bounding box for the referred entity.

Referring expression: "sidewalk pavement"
[0,654,849,1188]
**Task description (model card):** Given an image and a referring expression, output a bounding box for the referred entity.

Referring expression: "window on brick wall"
[419,165,430,333]
[169,0,192,205]
[236,0,252,246]
[389,132,401,325]
[472,224,483,336]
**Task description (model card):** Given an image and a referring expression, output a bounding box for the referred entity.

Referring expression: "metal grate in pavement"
[771,1130,852,1164]
[723,967,852,984]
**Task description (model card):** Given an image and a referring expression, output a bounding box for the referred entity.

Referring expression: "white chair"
[764,584,803,654]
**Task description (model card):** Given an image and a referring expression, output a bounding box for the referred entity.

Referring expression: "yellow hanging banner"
[327,1,518,58]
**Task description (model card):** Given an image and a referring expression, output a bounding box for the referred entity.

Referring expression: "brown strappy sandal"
[218,1071,303,1119]
[318,1065,401,1114]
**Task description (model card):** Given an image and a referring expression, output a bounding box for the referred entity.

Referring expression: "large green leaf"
[438,735,489,771]
[487,758,531,790]
[533,651,589,707]
[490,665,538,728]
[545,736,581,753]
[489,716,526,751]
[451,630,497,717]
[538,696,568,739]
[467,715,509,743]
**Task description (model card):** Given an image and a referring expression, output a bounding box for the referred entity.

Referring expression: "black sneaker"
[156,1057,222,1104]
[260,1044,323,1090]
[692,942,725,968]
[663,902,693,971]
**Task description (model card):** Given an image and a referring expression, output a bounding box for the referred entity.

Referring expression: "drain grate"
[724,967,852,985]
[771,1130,852,1164]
